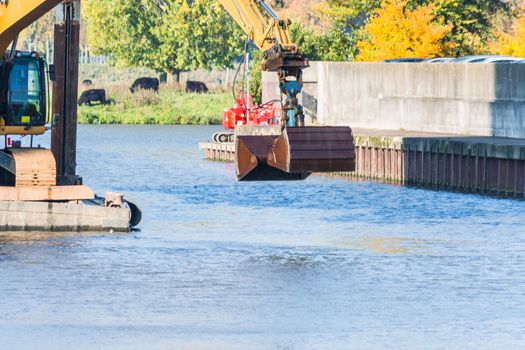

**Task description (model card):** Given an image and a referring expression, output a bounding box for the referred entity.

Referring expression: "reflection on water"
[331,236,429,254]
[1,125,525,350]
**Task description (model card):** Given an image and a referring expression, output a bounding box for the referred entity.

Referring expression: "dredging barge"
[0,2,141,232]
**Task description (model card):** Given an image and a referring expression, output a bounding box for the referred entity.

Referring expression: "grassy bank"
[78,86,231,125]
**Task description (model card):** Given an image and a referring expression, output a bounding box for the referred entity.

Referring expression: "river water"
[1,125,524,349]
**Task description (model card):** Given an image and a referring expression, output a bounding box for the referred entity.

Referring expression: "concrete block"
[0,201,130,232]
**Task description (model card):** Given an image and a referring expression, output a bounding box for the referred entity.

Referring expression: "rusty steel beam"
[51,1,81,186]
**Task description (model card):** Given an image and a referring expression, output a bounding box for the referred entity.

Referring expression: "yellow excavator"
[0,0,355,189]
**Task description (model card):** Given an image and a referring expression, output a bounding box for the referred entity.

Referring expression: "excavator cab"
[6,52,47,127]
[0,52,53,187]
[0,51,48,135]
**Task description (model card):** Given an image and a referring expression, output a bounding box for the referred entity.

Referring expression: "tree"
[84,0,244,79]
[152,0,244,77]
[18,12,55,57]
[310,0,515,59]
[429,0,515,55]
[491,3,525,56]
[84,0,161,69]
[288,22,355,61]
[249,49,263,104]
[356,0,454,61]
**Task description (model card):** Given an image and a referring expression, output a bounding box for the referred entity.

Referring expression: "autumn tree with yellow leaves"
[356,0,455,61]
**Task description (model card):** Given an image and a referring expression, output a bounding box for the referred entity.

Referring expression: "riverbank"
[78,87,231,125]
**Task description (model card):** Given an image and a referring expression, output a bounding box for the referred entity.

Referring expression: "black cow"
[130,77,160,93]
[82,79,93,86]
[186,80,208,93]
[78,89,107,106]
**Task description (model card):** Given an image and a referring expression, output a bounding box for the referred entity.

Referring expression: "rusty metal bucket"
[267,127,356,174]
[236,135,310,181]
[236,127,356,181]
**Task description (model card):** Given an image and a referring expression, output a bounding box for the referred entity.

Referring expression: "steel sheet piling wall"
[340,137,525,198]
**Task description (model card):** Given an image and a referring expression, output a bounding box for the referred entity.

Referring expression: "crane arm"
[217,0,308,127]
[0,0,63,54]
[217,0,296,54]
[217,0,308,75]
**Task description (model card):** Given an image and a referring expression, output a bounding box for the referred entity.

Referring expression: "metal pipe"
[245,51,250,124]
[257,0,278,19]
[9,34,18,61]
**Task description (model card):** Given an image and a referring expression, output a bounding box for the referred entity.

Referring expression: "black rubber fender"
[125,199,142,228]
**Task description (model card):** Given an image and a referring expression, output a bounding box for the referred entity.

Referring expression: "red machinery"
[223,92,280,129]
[214,92,281,143]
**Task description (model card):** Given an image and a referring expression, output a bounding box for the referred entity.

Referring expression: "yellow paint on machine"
[0,125,46,135]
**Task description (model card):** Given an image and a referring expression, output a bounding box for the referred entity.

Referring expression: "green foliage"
[310,0,515,59]
[84,0,244,74]
[289,22,357,61]
[152,0,244,72]
[422,0,513,55]
[229,49,263,105]
[249,50,263,104]
[78,87,230,125]
[288,23,323,60]
[84,1,161,68]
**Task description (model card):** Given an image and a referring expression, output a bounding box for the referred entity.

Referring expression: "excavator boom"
[0,0,62,54]
[217,0,295,53]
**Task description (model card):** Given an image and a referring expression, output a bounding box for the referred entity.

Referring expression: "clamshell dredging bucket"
[235,127,356,181]
[236,135,310,181]
[267,127,356,174]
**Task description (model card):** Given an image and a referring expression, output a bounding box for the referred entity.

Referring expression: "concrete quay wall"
[263,62,525,138]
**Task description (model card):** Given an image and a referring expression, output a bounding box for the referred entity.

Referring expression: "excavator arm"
[218,0,309,128]
[217,0,297,54]
[217,1,355,181]
[0,0,62,54]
